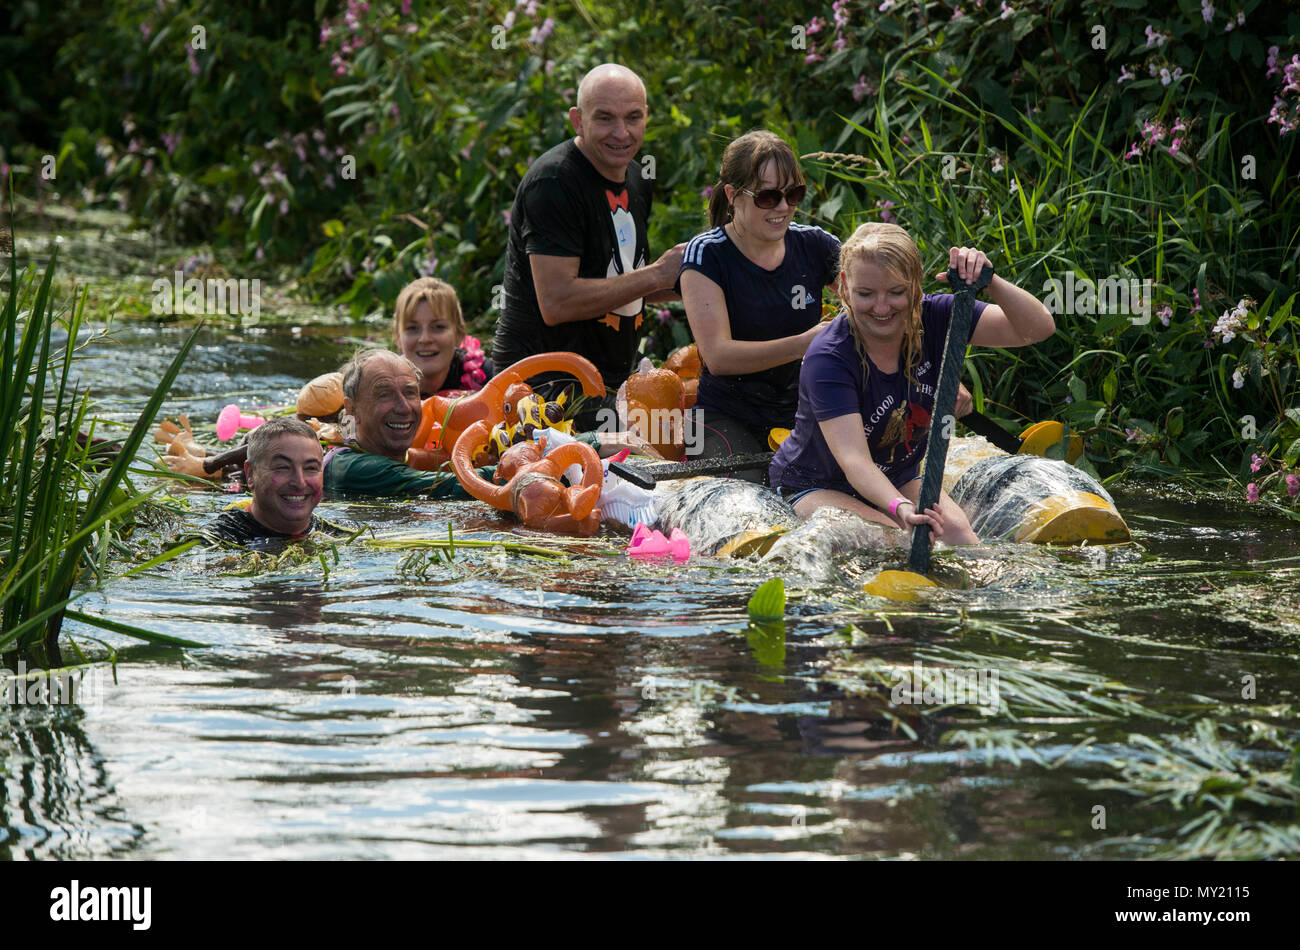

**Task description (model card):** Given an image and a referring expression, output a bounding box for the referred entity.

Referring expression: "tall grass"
[0,230,205,662]
[805,56,1300,479]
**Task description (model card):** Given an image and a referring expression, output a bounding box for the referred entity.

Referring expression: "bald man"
[494,63,686,430]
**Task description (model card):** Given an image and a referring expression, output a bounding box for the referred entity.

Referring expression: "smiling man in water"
[323,347,488,496]
[203,417,346,546]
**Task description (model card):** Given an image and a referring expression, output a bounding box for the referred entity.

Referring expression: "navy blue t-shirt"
[769,293,987,497]
[680,223,840,431]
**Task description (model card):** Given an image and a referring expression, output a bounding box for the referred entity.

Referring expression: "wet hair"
[340,347,423,401]
[246,416,321,469]
[708,130,805,229]
[837,222,925,389]
[393,277,466,347]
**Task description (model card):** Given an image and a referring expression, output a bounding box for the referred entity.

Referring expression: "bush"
[6,0,1299,485]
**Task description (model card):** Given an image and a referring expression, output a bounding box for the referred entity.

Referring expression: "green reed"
[0,227,204,660]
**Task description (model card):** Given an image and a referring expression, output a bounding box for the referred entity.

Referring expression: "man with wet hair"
[203,416,347,546]
[324,347,490,496]
[494,63,687,429]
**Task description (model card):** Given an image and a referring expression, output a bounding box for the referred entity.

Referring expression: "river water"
[3,210,1299,860]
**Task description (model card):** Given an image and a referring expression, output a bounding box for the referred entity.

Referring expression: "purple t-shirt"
[769,293,986,498]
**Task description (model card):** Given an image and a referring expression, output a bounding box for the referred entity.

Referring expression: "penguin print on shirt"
[598,188,646,330]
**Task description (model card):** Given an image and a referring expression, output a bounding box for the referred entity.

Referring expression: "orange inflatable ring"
[450,420,603,536]
[413,352,606,453]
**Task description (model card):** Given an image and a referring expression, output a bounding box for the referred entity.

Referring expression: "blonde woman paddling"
[769,222,1055,543]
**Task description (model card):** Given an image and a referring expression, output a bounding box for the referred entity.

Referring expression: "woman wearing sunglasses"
[679,130,840,479]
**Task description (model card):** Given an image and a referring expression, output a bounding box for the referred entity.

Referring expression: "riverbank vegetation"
[0,239,204,664]
[2,0,1297,500]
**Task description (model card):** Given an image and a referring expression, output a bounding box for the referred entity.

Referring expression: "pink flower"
[401,0,412,13]
[1251,453,1264,472]
[1158,304,1172,326]
[278,198,289,215]
[1118,66,1134,84]
[701,185,713,200]
[877,199,895,223]
[1287,474,1299,496]
[1246,482,1259,502]
[806,16,825,35]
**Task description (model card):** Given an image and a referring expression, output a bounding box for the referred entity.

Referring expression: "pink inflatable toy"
[216,403,267,442]
[627,523,690,561]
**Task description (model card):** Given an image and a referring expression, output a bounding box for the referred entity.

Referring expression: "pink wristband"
[888,497,910,518]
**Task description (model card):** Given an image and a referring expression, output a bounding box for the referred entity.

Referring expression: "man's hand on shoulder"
[654,242,686,285]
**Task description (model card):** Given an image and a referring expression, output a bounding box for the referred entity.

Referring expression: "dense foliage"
[4,0,1299,499]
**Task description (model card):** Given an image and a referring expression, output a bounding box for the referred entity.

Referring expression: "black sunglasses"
[740,184,807,209]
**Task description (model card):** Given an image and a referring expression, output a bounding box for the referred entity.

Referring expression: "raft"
[652,436,1130,558]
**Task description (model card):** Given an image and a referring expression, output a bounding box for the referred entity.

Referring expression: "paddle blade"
[863,569,939,602]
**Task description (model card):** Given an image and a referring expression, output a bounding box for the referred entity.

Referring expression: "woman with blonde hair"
[769,222,1055,542]
[679,130,841,478]
[393,277,492,398]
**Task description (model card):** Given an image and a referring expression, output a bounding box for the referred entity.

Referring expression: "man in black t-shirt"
[494,63,686,429]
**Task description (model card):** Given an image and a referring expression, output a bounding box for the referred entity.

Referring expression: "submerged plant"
[1090,718,1300,859]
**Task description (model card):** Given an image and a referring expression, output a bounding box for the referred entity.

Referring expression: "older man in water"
[203,417,347,546]
[323,348,488,496]
[494,63,686,430]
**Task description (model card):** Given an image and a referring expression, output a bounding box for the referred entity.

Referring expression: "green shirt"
[323,445,493,498]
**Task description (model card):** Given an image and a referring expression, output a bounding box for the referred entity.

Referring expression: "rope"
[509,470,565,516]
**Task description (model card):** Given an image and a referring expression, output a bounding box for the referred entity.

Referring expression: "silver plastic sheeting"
[653,477,799,556]
[950,455,1115,540]
[761,506,899,577]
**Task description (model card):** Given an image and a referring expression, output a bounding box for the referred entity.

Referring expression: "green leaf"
[1102,370,1117,405]
[745,621,786,669]
[322,219,345,239]
[1068,373,1086,403]
[747,577,785,621]
[1284,438,1300,468]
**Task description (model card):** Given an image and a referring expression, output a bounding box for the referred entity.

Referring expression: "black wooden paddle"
[608,451,774,489]
[957,408,1023,454]
[907,262,995,575]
